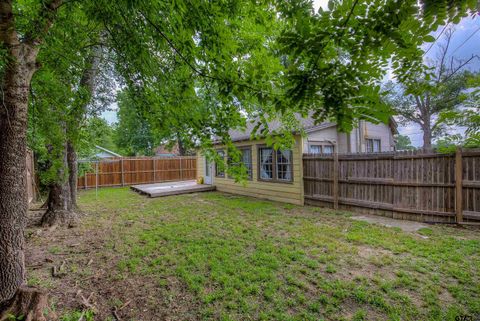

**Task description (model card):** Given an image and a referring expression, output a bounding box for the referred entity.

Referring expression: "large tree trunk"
[422,128,433,151]
[41,141,78,227]
[422,115,433,151]
[63,45,101,209]
[0,66,30,308]
[0,0,61,312]
[67,141,78,209]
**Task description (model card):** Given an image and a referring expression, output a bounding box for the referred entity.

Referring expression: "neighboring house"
[196,116,397,205]
[93,145,122,159]
[155,143,180,157]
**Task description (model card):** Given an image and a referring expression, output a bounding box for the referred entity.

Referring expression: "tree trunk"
[41,142,78,227]
[0,56,36,305]
[422,116,433,151]
[0,287,53,321]
[0,0,62,312]
[67,141,78,209]
[423,128,433,151]
[63,45,101,208]
[177,137,186,156]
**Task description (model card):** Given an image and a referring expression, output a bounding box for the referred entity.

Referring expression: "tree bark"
[64,45,101,209]
[0,287,53,321]
[0,0,62,310]
[67,141,78,209]
[41,141,78,227]
[0,66,31,307]
[422,127,433,151]
[177,137,186,156]
[0,21,39,306]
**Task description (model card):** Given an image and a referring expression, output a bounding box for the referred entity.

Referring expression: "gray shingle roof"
[226,115,336,143]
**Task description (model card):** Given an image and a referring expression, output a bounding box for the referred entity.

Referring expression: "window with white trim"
[308,144,334,154]
[366,139,381,153]
[258,147,293,182]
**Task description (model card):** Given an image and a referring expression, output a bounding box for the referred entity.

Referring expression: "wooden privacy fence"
[77,156,197,189]
[303,148,480,223]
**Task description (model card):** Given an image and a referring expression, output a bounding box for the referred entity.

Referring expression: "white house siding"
[303,121,394,153]
[362,122,395,152]
[303,126,339,153]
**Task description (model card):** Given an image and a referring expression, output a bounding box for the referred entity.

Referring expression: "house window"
[366,139,381,153]
[215,150,225,177]
[259,148,274,180]
[241,148,252,179]
[228,147,252,179]
[258,147,293,182]
[308,144,334,154]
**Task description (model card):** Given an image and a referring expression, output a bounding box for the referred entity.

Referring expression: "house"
[155,143,180,157]
[93,145,122,159]
[196,116,397,205]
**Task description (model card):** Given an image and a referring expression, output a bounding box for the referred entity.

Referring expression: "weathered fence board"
[77,156,197,189]
[303,149,480,223]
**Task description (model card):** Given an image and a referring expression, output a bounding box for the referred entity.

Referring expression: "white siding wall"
[303,126,339,152]
[362,122,395,152]
[304,121,394,153]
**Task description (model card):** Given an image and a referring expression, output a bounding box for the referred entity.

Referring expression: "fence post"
[153,158,156,182]
[333,152,339,210]
[84,163,88,190]
[121,159,125,186]
[455,148,463,223]
[180,157,183,181]
[95,161,99,199]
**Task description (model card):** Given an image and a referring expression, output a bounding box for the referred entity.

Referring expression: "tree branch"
[0,0,19,47]
[442,54,479,83]
[23,0,63,46]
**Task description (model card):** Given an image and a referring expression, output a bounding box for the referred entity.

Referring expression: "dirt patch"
[351,215,428,233]
[25,207,201,320]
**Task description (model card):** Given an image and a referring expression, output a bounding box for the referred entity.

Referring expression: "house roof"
[222,113,399,143]
[226,115,336,143]
[95,145,122,157]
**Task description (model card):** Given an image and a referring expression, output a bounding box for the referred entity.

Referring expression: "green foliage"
[60,309,94,321]
[437,75,480,150]
[114,91,156,156]
[395,135,416,151]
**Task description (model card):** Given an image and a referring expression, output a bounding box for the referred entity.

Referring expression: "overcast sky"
[102,1,480,147]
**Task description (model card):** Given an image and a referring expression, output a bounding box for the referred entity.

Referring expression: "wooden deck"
[130,180,215,198]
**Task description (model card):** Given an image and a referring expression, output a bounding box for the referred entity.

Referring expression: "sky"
[102,1,480,148]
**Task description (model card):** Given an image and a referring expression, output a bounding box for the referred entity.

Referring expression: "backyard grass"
[26,188,480,321]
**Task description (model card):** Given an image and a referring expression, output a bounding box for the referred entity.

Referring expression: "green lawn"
[28,188,480,321]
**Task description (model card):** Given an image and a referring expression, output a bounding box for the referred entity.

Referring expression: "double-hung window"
[366,139,381,153]
[258,147,293,182]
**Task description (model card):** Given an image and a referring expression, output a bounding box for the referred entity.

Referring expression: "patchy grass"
[26,188,480,321]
